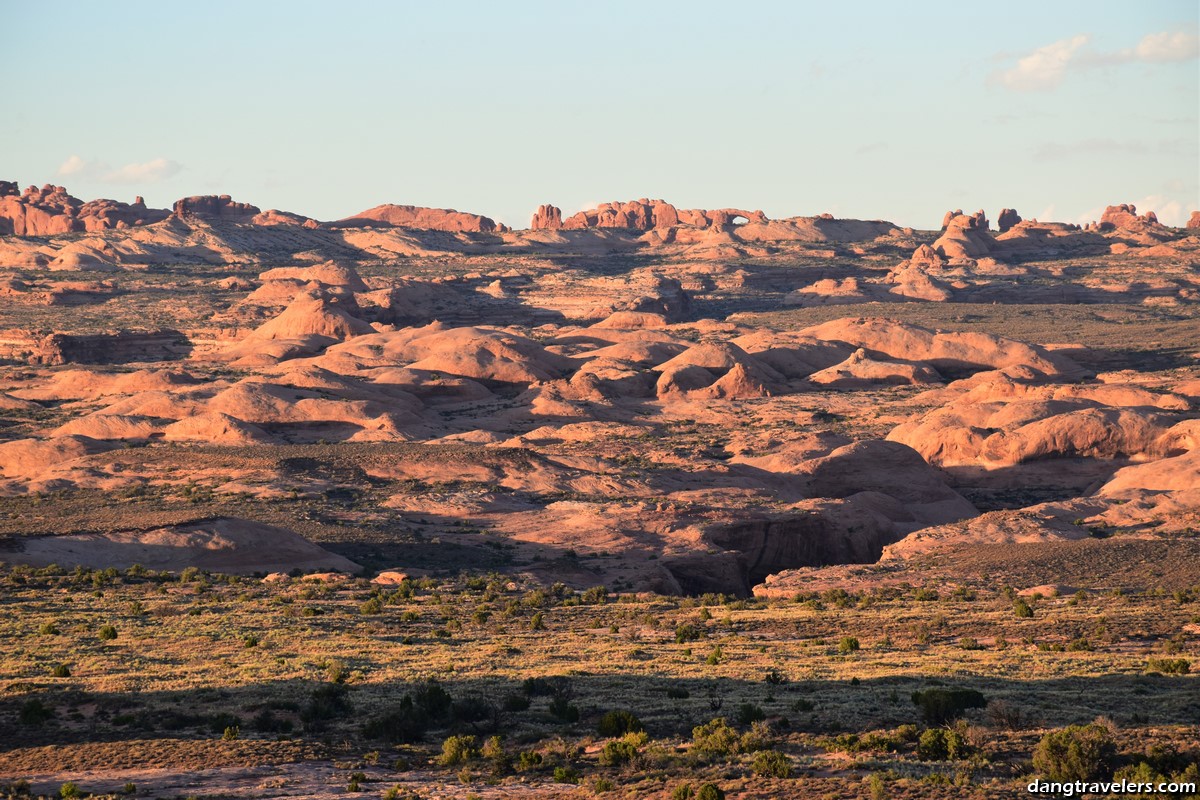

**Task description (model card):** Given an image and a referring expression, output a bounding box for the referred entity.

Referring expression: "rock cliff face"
[0,329,191,365]
[997,208,1022,233]
[330,204,508,233]
[530,204,563,230]
[172,195,261,221]
[1188,211,1200,229]
[530,199,768,231]
[0,182,170,236]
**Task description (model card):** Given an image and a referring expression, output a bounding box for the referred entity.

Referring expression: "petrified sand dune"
[331,204,505,233]
[888,397,1180,469]
[808,348,942,388]
[2,517,360,574]
[0,435,117,480]
[803,317,1084,378]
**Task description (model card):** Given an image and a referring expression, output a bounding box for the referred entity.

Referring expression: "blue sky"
[3,1,1196,228]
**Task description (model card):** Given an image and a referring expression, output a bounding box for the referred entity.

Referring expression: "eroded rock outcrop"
[0,183,170,236]
[331,204,507,233]
[530,204,563,231]
[552,199,767,231]
[997,208,1022,233]
[172,194,262,221]
[932,210,994,259]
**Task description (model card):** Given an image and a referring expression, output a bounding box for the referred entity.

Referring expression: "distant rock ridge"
[0,182,169,236]
[173,194,261,221]
[330,204,509,233]
[530,199,768,231]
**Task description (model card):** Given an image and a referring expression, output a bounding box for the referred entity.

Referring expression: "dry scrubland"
[0,193,1198,797]
[1,566,1197,799]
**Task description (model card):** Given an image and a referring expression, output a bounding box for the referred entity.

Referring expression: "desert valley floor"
[0,189,1197,799]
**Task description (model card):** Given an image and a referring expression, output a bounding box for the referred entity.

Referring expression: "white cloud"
[992,28,1199,92]
[1134,30,1200,62]
[102,158,181,184]
[993,34,1090,91]
[56,155,90,177]
[1130,194,1188,228]
[53,155,181,185]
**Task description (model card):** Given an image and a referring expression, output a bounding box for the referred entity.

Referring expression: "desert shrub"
[521,676,558,696]
[671,784,695,800]
[346,771,365,792]
[675,623,703,643]
[597,710,643,737]
[696,784,725,800]
[451,694,494,725]
[581,585,608,604]
[413,682,453,718]
[481,735,509,775]
[837,636,860,654]
[438,735,479,767]
[98,624,118,641]
[359,597,383,615]
[735,702,765,726]
[985,700,1027,730]
[764,667,787,685]
[867,773,887,800]
[530,612,546,630]
[252,709,293,733]
[692,717,740,758]
[39,622,60,635]
[553,766,579,784]
[599,737,640,767]
[1032,723,1117,781]
[1146,658,1190,675]
[222,725,240,741]
[751,749,792,777]
[737,719,777,753]
[917,727,971,760]
[666,686,690,699]
[548,696,579,723]
[364,697,428,743]
[19,698,52,725]
[515,750,543,771]
[1013,598,1035,618]
[51,663,70,678]
[59,783,82,799]
[914,587,939,601]
[314,660,343,684]
[502,692,531,712]
[911,688,987,724]
[705,646,723,665]
[303,683,352,728]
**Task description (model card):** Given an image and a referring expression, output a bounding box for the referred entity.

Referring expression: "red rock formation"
[0,183,169,236]
[251,209,318,228]
[173,195,261,221]
[530,204,563,230]
[932,210,994,259]
[555,199,767,231]
[1188,211,1200,229]
[330,204,506,233]
[1098,203,1158,230]
[997,208,1022,233]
